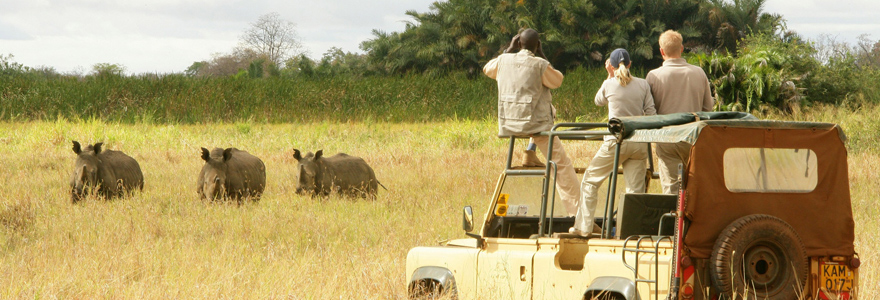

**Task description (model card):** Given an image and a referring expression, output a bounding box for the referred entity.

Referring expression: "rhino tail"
[377,180,388,191]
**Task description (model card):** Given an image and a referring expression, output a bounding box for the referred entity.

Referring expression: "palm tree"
[360,0,759,75]
[696,0,783,54]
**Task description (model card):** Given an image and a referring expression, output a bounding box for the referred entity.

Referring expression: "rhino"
[70,141,144,203]
[198,147,266,202]
[293,149,385,199]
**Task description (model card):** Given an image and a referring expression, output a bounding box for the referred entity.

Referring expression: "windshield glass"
[497,174,570,218]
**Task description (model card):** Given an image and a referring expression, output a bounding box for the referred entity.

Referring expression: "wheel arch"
[584,276,640,300]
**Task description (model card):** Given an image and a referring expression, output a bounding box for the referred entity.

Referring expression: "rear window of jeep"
[723,148,818,193]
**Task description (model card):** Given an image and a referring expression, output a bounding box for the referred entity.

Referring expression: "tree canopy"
[241,12,303,67]
[360,0,783,75]
[187,13,303,77]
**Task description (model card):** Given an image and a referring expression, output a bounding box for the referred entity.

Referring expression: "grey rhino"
[70,141,144,203]
[293,149,385,199]
[198,147,266,202]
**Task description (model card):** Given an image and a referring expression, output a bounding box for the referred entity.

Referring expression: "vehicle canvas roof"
[609,112,847,144]
[615,113,855,259]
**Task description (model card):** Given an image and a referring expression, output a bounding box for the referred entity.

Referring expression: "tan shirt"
[646,58,714,114]
[595,77,656,119]
[483,50,564,136]
[483,50,563,88]
[595,77,656,140]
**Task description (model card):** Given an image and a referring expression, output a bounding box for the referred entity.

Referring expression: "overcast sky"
[1,0,878,75]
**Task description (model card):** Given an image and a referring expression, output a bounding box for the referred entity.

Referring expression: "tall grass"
[0,119,504,298]
[0,69,608,124]
[0,103,876,298]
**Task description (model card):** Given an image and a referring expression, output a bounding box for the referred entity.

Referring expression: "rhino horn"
[80,165,88,182]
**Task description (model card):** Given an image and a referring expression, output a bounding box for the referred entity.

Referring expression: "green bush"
[693,34,876,112]
[803,52,865,106]
[692,34,815,112]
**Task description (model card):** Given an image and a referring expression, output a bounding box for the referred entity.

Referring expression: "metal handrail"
[545,161,559,237]
[499,122,631,238]
[622,235,673,300]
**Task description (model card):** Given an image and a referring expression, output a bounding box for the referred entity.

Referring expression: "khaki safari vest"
[495,51,554,136]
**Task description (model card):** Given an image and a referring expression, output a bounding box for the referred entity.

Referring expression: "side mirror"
[462,206,474,232]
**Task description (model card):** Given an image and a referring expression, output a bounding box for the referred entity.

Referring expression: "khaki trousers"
[532,135,581,215]
[655,142,692,194]
[574,140,649,234]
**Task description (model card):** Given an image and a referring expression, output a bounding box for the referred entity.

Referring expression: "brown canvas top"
[681,123,855,258]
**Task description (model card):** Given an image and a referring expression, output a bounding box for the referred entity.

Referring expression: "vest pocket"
[500,94,532,121]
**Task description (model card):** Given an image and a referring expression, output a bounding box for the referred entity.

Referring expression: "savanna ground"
[0,105,877,299]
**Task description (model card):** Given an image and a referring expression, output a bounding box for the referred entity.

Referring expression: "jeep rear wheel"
[710,214,807,300]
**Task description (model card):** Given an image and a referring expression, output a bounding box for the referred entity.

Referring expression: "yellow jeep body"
[406,114,859,300]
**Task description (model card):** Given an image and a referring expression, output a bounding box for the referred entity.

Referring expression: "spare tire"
[710,214,807,300]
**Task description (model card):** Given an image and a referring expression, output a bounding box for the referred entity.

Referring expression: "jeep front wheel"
[710,214,807,300]
[409,279,457,300]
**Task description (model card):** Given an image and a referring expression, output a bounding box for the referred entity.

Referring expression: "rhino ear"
[222,148,234,162]
[293,149,302,161]
[315,150,323,160]
[201,147,210,161]
[93,143,103,155]
[72,141,82,154]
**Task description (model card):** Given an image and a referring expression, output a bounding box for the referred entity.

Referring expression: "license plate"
[819,261,854,293]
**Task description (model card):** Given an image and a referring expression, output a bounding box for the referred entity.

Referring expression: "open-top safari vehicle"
[406,112,859,300]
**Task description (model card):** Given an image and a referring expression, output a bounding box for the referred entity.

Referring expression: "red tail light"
[680,256,692,268]
[850,257,860,269]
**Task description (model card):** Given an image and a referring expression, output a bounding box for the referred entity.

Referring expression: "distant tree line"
[350,0,880,110]
[3,1,880,115]
[184,0,787,78]
[695,33,880,111]
[359,0,784,76]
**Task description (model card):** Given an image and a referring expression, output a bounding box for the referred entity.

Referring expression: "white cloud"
[8,0,875,74]
[0,21,33,40]
[765,0,880,44]
[4,35,237,74]
[1,0,433,74]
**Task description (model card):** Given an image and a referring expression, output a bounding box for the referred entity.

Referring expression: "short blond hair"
[659,30,683,56]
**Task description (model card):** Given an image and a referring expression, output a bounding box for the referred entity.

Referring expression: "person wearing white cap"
[570,48,656,236]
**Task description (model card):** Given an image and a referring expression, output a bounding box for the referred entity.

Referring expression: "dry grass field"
[0,108,877,299]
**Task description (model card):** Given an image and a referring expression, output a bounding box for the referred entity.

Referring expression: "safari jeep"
[406,112,859,300]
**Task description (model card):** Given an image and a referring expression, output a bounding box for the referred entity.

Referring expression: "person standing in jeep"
[482,28,581,216]
[646,30,715,194]
[573,48,656,236]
